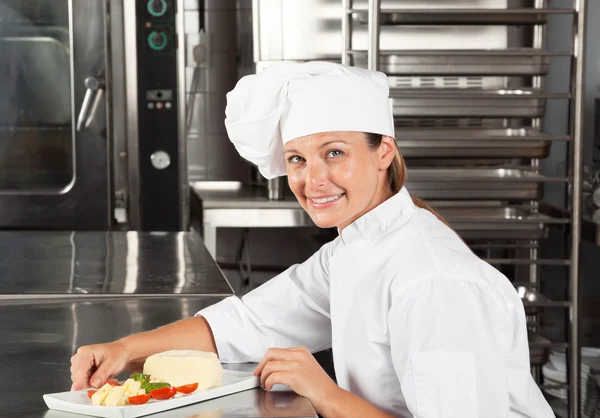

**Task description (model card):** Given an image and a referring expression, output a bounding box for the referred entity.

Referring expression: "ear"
[377,135,397,171]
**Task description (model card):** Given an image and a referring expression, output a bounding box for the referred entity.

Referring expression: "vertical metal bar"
[367,0,380,71]
[341,0,352,65]
[123,0,140,229]
[570,0,587,416]
[109,0,128,224]
[67,0,76,176]
[176,0,189,230]
[103,0,116,227]
[529,0,546,342]
[252,0,261,62]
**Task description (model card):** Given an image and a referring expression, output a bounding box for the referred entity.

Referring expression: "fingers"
[88,358,118,389]
[263,371,290,392]
[254,347,308,377]
[70,346,95,390]
[70,370,91,391]
[258,360,296,389]
[70,345,113,390]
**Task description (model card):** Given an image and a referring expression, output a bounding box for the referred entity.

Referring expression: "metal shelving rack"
[341,1,587,417]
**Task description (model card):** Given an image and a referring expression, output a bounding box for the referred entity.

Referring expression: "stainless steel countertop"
[0,231,234,299]
[1,297,317,417]
[191,182,301,210]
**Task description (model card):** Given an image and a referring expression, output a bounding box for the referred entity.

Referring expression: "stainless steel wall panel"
[206,92,228,134]
[185,55,237,93]
[254,0,508,61]
[184,0,236,10]
[186,92,207,134]
[210,52,239,92]
[184,1,246,182]
[206,10,237,51]
[237,0,252,9]
[187,135,207,178]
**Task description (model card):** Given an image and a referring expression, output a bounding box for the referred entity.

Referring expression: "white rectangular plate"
[43,370,260,418]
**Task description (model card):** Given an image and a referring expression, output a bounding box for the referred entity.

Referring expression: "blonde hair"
[364,133,451,227]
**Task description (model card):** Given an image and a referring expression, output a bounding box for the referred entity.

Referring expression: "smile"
[308,194,344,205]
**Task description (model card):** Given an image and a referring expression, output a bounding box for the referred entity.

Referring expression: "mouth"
[306,193,345,207]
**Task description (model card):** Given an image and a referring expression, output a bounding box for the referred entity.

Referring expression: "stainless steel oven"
[0,0,112,229]
[0,0,188,231]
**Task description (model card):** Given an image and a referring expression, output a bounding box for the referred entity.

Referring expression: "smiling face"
[284,131,396,231]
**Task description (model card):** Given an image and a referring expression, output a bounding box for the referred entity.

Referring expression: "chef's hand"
[70,341,130,390]
[254,347,340,413]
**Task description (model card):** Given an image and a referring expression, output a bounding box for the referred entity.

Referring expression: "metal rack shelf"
[352,8,575,25]
[350,49,568,76]
[391,89,569,119]
[407,168,567,201]
[342,0,588,416]
[397,128,568,159]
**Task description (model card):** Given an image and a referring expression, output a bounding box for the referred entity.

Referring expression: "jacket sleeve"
[196,239,336,363]
[388,275,553,418]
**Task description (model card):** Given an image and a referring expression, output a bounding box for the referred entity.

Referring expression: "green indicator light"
[148,30,168,51]
[147,0,168,17]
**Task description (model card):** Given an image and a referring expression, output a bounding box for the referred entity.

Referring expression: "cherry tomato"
[176,383,199,394]
[87,390,97,399]
[150,386,177,400]
[128,394,151,405]
[107,379,121,387]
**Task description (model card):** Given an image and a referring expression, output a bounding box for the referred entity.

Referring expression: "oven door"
[0,0,112,229]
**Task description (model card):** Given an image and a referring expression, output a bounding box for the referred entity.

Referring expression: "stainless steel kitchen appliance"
[0,0,112,229]
[0,0,188,231]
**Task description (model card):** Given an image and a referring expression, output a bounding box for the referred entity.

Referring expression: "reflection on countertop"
[1,297,317,418]
[0,231,234,298]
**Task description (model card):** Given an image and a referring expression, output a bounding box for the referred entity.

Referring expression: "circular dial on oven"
[148,30,168,51]
[150,150,171,170]
[147,0,168,17]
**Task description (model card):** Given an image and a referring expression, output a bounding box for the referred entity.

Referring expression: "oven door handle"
[76,76,105,132]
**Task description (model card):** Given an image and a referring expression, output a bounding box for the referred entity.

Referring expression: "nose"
[305,159,327,188]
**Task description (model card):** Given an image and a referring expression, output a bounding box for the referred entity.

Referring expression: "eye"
[327,149,344,158]
[287,155,305,164]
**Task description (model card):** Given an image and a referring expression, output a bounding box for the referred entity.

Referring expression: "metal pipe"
[530,0,544,324]
[176,0,189,230]
[367,0,381,71]
[570,0,588,416]
[341,0,352,65]
[268,177,285,200]
[123,0,140,229]
[252,0,261,62]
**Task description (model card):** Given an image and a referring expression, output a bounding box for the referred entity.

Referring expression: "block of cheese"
[103,385,127,407]
[143,350,223,389]
[121,379,142,398]
[91,383,112,406]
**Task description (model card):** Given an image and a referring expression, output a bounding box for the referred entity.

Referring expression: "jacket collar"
[338,187,417,245]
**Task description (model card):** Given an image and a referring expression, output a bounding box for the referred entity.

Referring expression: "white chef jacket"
[198,187,554,418]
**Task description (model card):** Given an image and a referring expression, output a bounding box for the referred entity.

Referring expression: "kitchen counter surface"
[0,231,234,300]
[1,297,317,418]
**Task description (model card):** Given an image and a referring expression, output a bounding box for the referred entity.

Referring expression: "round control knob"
[150,150,171,170]
[148,30,168,51]
[147,0,168,17]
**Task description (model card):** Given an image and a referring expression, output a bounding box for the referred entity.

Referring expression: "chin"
[312,219,338,229]
[307,213,342,230]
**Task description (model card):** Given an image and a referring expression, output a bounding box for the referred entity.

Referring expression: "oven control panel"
[136,0,181,231]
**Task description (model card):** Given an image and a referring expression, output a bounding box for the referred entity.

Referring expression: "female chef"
[71,62,554,418]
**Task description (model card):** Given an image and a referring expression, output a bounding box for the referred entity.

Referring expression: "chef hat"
[224,61,395,179]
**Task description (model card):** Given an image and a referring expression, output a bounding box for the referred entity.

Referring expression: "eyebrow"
[320,140,347,147]
[284,140,348,154]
